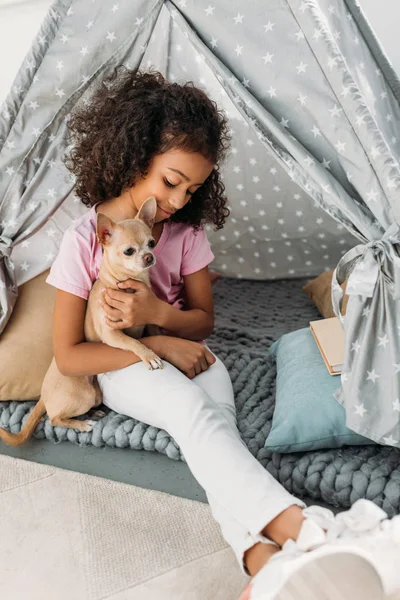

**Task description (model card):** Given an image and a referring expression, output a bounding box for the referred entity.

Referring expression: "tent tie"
[0,235,13,259]
[334,222,400,303]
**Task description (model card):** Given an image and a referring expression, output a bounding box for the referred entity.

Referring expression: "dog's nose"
[143,253,154,266]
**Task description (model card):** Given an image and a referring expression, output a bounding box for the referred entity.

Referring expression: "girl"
[47,69,398,600]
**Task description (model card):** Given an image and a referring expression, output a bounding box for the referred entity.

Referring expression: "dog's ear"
[96,213,116,246]
[136,196,157,229]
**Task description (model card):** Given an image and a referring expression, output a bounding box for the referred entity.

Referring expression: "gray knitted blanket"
[2,278,400,516]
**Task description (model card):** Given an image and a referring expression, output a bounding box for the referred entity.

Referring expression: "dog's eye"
[148,239,156,248]
[124,247,136,256]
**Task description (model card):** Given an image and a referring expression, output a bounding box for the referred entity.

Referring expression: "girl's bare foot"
[244,505,305,577]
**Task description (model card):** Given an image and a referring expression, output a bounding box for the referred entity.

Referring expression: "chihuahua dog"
[0,196,163,447]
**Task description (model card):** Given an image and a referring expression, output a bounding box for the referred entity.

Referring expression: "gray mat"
[2,278,400,516]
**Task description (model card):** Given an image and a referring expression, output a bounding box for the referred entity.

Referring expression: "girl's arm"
[53,289,162,377]
[156,266,214,340]
[102,266,215,341]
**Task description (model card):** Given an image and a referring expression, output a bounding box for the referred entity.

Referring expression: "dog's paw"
[82,419,97,432]
[89,410,107,419]
[140,350,163,370]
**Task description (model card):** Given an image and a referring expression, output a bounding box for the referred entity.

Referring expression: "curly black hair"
[64,68,231,230]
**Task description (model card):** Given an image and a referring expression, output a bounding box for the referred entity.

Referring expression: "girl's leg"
[190,355,305,574]
[97,358,304,575]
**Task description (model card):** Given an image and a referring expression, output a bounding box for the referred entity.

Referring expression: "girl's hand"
[101,279,163,329]
[157,336,216,379]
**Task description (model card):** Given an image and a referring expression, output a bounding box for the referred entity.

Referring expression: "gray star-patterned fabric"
[1,0,400,446]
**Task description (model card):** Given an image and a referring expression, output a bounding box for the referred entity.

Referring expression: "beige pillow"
[302,269,349,318]
[0,269,55,401]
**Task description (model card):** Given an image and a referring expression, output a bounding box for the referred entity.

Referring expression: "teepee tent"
[1,0,400,451]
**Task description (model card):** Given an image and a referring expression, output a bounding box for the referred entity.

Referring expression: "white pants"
[97,352,305,574]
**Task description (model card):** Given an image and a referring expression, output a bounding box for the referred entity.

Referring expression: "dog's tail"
[0,397,46,447]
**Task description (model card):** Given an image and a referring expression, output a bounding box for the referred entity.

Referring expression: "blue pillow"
[265,328,373,453]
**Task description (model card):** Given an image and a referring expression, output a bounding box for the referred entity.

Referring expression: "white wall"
[0,0,52,105]
[0,0,399,107]
[359,0,400,76]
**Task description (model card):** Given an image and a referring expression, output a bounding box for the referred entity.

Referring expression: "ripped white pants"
[97,351,305,574]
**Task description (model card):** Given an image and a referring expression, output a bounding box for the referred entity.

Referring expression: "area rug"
[2,278,400,516]
[0,454,248,600]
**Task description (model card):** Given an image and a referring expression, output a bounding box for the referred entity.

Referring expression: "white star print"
[341,86,351,98]
[351,340,361,353]
[297,94,307,106]
[296,62,308,74]
[362,306,371,317]
[354,403,368,417]
[393,398,400,412]
[366,189,378,202]
[329,105,342,118]
[60,34,69,44]
[371,146,381,159]
[205,6,215,16]
[55,88,65,98]
[29,101,39,110]
[327,57,338,70]
[86,21,94,29]
[394,363,400,374]
[47,188,56,198]
[234,13,244,25]
[383,435,397,446]
[313,29,322,40]
[366,369,380,383]
[20,262,30,272]
[56,61,64,71]
[106,31,116,42]
[6,167,15,176]
[262,53,274,64]
[311,126,321,137]
[32,127,41,137]
[268,87,277,98]
[295,31,305,41]
[210,37,218,48]
[322,158,331,169]
[46,228,56,238]
[264,21,275,33]
[111,3,119,12]
[377,335,389,348]
[80,47,89,55]
[235,44,243,56]
[335,140,346,154]
[280,118,289,128]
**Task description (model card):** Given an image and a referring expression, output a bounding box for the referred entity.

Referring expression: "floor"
[0,438,339,512]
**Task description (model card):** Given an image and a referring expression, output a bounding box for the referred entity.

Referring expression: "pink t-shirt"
[46,206,215,311]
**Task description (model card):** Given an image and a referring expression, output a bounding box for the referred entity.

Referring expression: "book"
[310,316,345,376]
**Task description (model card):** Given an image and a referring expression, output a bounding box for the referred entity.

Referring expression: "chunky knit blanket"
[2,278,400,516]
